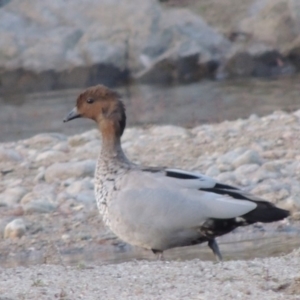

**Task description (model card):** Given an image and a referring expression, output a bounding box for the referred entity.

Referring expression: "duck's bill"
[63,107,81,122]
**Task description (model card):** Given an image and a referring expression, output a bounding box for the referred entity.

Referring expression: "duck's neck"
[99,120,128,162]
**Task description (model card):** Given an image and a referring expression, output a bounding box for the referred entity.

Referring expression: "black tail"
[242,202,289,223]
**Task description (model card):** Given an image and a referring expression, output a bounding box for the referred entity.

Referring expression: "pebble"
[4,218,26,238]
[35,150,66,163]
[24,133,67,148]
[149,125,188,138]
[75,191,96,206]
[0,148,22,162]
[0,187,27,206]
[66,179,93,195]
[44,160,96,183]
[216,148,247,165]
[205,165,220,177]
[23,200,56,214]
[232,150,262,168]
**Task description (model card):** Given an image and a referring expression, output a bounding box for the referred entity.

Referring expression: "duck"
[64,84,290,261]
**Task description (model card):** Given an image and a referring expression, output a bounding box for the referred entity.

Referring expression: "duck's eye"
[86,98,94,104]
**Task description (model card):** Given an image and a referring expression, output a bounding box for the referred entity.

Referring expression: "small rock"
[52,141,69,152]
[216,171,236,184]
[21,184,56,204]
[217,164,234,172]
[4,218,26,239]
[74,140,101,158]
[0,187,27,206]
[35,150,66,163]
[75,191,95,205]
[216,148,247,165]
[149,126,188,138]
[66,180,94,195]
[205,165,220,177]
[34,169,45,183]
[23,200,56,214]
[232,150,262,168]
[25,133,67,148]
[0,148,22,162]
[45,160,96,183]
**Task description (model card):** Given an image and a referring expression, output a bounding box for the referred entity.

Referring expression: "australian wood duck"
[64,84,290,261]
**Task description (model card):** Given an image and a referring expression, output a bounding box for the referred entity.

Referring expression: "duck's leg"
[152,249,164,261]
[208,239,223,261]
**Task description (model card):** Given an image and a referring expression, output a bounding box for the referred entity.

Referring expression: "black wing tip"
[165,170,198,180]
[243,206,290,223]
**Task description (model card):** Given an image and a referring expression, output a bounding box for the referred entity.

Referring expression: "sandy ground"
[0,249,300,300]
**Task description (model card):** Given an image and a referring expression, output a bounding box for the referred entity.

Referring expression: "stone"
[44,160,96,183]
[4,218,26,238]
[149,125,188,138]
[238,0,298,50]
[21,184,56,204]
[216,148,247,166]
[216,172,236,184]
[52,141,69,152]
[75,191,95,205]
[0,148,22,162]
[25,133,67,148]
[35,150,66,163]
[66,180,94,195]
[0,187,27,206]
[205,165,220,177]
[74,140,101,158]
[232,150,262,168]
[23,200,56,214]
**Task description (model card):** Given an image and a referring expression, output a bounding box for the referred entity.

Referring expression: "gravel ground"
[1,249,300,299]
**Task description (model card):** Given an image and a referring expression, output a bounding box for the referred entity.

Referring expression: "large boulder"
[217,0,300,78]
[0,0,230,93]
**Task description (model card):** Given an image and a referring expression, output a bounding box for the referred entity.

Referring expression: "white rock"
[216,172,236,184]
[25,133,67,148]
[234,164,260,175]
[149,126,188,138]
[205,165,220,177]
[216,148,247,165]
[66,179,94,195]
[21,184,56,204]
[23,200,56,214]
[0,148,22,162]
[68,134,94,147]
[74,140,101,157]
[33,170,45,183]
[76,191,95,204]
[45,160,96,183]
[4,218,26,239]
[0,187,27,206]
[232,150,262,168]
[217,164,234,172]
[52,141,69,152]
[35,150,66,162]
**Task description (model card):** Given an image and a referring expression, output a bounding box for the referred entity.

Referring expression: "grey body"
[95,154,255,252]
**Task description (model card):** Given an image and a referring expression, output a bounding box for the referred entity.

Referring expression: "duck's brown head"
[64,85,126,136]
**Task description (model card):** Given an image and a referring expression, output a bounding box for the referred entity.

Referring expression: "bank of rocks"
[0,110,299,266]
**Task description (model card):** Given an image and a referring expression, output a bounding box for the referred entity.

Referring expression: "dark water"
[1,75,300,142]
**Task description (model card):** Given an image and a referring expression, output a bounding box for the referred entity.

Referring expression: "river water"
[1,75,300,142]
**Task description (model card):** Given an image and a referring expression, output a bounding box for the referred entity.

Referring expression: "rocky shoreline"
[0,109,300,267]
[0,110,300,298]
